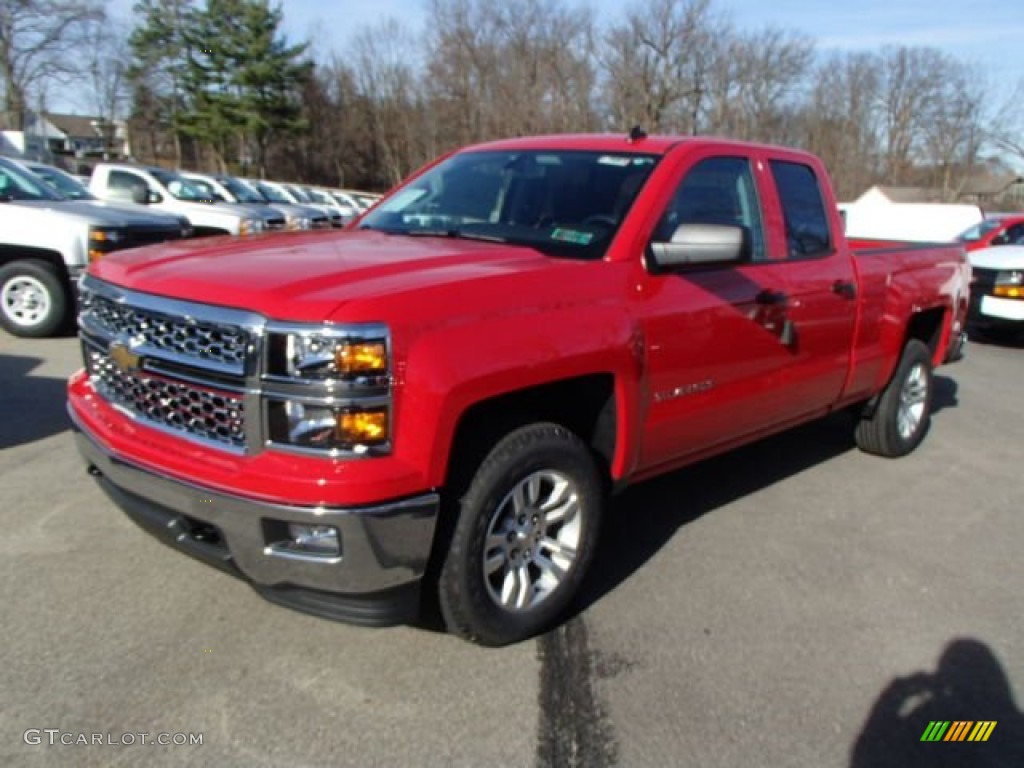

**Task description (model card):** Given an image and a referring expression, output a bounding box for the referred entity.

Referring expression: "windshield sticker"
[597,155,632,167]
[551,228,594,245]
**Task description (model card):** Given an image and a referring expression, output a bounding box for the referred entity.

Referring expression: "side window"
[653,156,766,261]
[108,170,145,193]
[769,160,831,258]
[1005,223,1024,244]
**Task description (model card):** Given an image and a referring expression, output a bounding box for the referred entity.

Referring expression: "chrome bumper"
[71,410,439,626]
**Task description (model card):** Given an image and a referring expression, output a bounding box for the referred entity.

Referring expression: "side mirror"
[147,190,163,204]
[648,223,748,271]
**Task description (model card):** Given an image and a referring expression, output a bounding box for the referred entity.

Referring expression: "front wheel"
[0,260,69,338]
[439,423,604,646]
[854,339,934,457]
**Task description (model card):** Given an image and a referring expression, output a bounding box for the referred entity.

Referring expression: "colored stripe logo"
[920,721,996,742]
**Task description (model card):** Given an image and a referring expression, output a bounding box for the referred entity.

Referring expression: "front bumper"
[71,409,439,626]
[969,293,1024,324]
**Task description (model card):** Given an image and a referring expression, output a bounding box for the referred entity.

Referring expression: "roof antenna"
[628,125,648,143]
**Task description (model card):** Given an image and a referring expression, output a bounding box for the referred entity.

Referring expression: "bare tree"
[601,0,723,133]
[988,78,1024,167]
[800,52,883,200]
[0,0,105,129]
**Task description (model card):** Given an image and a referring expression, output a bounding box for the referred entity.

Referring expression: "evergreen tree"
[127,0,195,165]
[179,0,310,174]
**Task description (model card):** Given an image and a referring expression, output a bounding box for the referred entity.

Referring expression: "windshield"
[151,169,210,202]
[958,219,1007,242]
[256,182,290,204]
[308,189,330,204]
[30,166,94,200]
[221,176,264,204]
[287,185,312,203]
[0,159,65,202]
[187,178,224,202]
[359,149,659,259]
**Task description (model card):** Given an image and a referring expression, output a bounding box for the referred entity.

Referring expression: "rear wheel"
[0,260,68,338]
[854,339,933,457]
[439,423,604,646]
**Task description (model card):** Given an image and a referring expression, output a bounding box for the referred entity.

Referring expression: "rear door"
[761,155,857,416]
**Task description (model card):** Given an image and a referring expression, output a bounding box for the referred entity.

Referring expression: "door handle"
[755,289,789,306]
[832,280,857,299]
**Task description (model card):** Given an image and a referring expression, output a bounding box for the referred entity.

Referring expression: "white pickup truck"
[180,172,330,231]
[89,164,271,237]
[968,245,1024,336]
[0,156,187,337]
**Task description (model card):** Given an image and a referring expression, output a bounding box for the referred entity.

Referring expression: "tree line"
[1,0,1022,202]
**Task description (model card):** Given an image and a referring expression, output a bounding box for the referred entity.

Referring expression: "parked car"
[0,156,185,337]
[248,179,343,228]
[301,186,358,225]
[69,134,969,645]
[967,244,1024,332]
[90,164,267,237]
[956,213,1024,252]
[180,172,329,231]
[18,160,192,235]
[176,174,286,231]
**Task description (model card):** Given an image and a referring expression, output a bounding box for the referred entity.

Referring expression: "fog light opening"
[264,520,342,561]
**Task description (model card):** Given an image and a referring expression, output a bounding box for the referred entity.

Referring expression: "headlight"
[279,334,388,380]
[239,218,264,236]
[994,270,1023,299]
[88,227,126,261]
[270,402,389,450]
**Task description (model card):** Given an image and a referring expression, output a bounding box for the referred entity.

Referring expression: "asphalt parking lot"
[2,330,1022,767]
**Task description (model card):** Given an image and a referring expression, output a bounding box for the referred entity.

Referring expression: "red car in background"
[957,214,1024,251]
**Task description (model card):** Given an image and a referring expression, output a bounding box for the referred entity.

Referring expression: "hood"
[89,230,592,323]
[969,245,1024,271]
[267,201,324,219]
[59,200,188,229]
[172,199,255,220]
[229,201,283,223]
[5,199,178,228]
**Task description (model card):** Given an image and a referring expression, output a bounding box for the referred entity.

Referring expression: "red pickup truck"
[68,134,969,645]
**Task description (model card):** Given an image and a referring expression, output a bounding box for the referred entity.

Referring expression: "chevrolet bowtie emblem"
[109,342,142,373]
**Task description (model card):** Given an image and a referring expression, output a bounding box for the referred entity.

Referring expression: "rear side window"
[770,161,831,258]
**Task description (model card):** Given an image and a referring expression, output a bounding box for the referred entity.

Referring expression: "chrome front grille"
[86,347,246,448]
[89,294,249,372]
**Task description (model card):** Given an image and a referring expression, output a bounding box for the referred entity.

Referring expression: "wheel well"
[905,307,947,358]
[0,246,69,282]
[444,374,616,492]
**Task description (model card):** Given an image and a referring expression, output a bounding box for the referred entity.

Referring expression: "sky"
[94,0,1024,109]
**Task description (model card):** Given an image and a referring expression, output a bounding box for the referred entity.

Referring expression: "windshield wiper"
[403,229,507,243]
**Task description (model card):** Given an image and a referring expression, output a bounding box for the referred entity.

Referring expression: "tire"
[0,260,68,338]
[854,339,934,457]
[439,423,604,646]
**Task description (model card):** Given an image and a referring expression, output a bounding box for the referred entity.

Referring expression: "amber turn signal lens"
[994,285,1023,299]
[88,249,105,263]
[336,409,388,444]
[335,342,387,375]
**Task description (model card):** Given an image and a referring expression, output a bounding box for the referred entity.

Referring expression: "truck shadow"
[0,353,70,449]
[849,637,1024,767]
[570,379,957,618]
